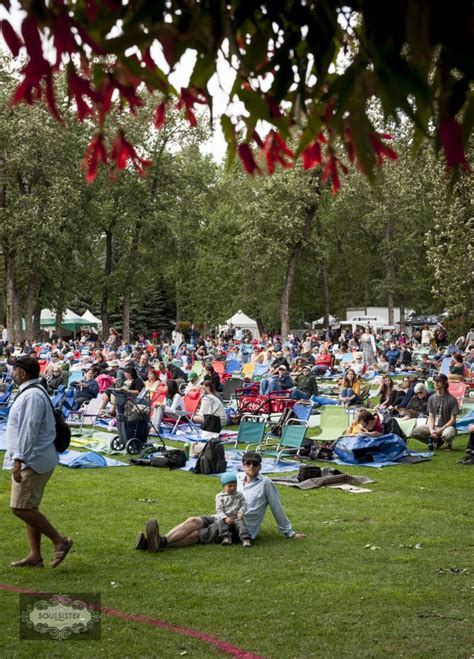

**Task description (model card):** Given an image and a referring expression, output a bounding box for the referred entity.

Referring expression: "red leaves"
[302,133,326,170]
[0,19,23,57]
[82,133,108,183]
[176,87,207,127]
[68,68,101,121]
[439,118,470,173]
[21,16,43,62]
[261,130,294,174]
[321,151,347,194]
[369,132,398,166]
[154,101,167,129]
[53,11,79,67]
[238,144,261,175]
[111,130,152,175]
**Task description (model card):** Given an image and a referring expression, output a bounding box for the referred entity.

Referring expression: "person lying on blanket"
[135,452,306,552]
[345,409,406,441]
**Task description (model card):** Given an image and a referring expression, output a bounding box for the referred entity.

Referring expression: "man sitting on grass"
[135,452,305,552]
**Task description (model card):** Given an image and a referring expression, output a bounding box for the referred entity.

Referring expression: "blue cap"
[221,472,237,485]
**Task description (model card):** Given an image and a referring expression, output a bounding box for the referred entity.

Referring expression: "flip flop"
[51,538,73,568]
[11,557,44,568]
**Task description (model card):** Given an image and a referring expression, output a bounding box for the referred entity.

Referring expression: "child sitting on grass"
[215,473,251,547]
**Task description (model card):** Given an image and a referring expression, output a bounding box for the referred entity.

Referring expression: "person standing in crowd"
[360,327,377,366]
[4,356,72,568]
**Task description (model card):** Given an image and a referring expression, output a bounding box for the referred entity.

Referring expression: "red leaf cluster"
[111,130,152,175]
[176,87,207,127]
[238,143,261,175]
[82,133,108,183]
[261,130,294,174]
[439,118,470,173]
[368,132,398,166]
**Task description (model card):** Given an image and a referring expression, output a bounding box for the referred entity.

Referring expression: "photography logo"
[20,593,101,640]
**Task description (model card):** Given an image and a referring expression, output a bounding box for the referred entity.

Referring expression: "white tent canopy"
[312,315,338,328]
[82,310,102,326]
[225,310,261,340]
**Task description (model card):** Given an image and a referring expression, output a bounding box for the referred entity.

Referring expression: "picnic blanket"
[70,432,124,455]
[59,450,128,468]
[272,471,375,490]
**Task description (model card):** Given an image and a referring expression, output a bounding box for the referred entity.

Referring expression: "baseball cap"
[221,472,237,485]
[8,355,40,377]
[187,371,198,381]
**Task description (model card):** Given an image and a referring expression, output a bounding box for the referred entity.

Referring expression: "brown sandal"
[51,538,73,568]
[11,557,44,568]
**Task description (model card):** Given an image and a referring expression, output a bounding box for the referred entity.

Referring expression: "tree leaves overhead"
[0,0,472,187]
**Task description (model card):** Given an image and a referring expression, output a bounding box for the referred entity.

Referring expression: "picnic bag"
[194,438,227,474]
[151,449,187,469]
[297,465,322,482]
[201,414,222,433]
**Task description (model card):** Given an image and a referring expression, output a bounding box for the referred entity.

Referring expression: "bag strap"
[16,382,57,416]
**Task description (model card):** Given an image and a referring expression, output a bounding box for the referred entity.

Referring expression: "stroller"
[109,389,164,455]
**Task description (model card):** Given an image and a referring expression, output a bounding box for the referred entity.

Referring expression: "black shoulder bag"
[16,383,71,453]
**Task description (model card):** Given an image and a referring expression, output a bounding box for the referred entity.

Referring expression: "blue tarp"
[59,450,128,468]
[334,433,409,465]
[456,411,474,432]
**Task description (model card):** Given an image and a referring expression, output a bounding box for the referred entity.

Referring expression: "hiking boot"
[135,532,148,551]
[242,539,251,548]
[145,519,159,553]
[457,456,474,465]
[221,537,232,546]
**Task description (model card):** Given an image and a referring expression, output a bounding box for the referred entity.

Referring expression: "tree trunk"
[4,246,17,343]
[122,289,130,342]
[0,152,6,331]
[33,296,42,340]
[101,228,113,338]
[399,294,406,332]
[335,236,353,307]
[55,304,64,338]
[122,221,142,342]
[321,262,330,327]
[24,265,38,342]
[280,202,317,340]
[384,220,395,325]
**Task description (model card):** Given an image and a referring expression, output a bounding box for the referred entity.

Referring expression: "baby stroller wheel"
[110,435,125,451]
[126,437,143,455]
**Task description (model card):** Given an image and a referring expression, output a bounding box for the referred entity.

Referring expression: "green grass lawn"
[0,434,472,658]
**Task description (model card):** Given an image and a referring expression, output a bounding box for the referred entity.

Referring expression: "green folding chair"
[315,405,349,442]
[236,415,267,450]
[396,418,417,438]
[257,419,308,464]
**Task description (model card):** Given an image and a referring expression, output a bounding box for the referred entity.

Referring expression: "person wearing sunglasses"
[136,451,305,552]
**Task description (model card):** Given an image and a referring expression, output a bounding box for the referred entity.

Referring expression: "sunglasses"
[243,461,260,467]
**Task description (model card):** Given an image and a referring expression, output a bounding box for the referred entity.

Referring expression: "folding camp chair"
[314,405,349,442]
[257,419,308,464]
[440,357,452,376]
[235,414,267,450]
[75,396,103,431]
[193,361,204,376]
[222,377,244,403]
[212,360,225,377]
[242,362,255,379]
[0,383,14,407]
[253,363,269,379]
[293,401,314,424]
[162,388,204,434]
[448,381,467,408]
[396,418,417,439]
[225,359,242,374]
[68,370,84,387]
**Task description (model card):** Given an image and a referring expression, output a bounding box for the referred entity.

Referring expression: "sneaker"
[242,540,251,548]
[135,532,148,551]
[145,519,159,553]
[221,537,232,546]
[457,456,474,465]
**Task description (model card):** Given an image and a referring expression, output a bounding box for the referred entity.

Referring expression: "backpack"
[19,383,71,453]
[270,407,295,437]
[194,438,227,474]
[151,449,187,469]
[297,465,322,482]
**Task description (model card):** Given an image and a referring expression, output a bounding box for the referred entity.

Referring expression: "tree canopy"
[1,1,472,188]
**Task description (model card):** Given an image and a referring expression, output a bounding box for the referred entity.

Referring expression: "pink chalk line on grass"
[0,583,263,658]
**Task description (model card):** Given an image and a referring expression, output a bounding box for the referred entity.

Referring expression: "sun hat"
[221,472,238,485]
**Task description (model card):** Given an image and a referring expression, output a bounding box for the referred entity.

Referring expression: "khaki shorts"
[10,468,54,510]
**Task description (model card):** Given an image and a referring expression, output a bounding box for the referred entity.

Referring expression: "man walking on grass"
[136,451,305,551]
[4,355,72,568]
